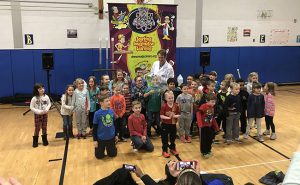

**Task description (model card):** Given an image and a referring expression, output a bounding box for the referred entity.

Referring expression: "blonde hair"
[75,78,84,86]
[132,100,141,107]
[230,82,240,89]
[247,72,259,82]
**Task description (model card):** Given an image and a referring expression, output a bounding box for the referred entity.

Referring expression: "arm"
[30,97,43,114]
[143,116,147,136]
[196,110,203,128]
[160,105,171,120]
[44,95,51,112]
[128,116,142,137]
[86,90,90,111]
[120,96,126,117]
[61,95,73,110]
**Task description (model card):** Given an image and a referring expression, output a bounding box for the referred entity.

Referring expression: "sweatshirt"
[196,103,219,131]
[60,94,74,116]
[128,114,147,137]
[30,95,51,115]
[110,94,126,117]
[93,108,115,140]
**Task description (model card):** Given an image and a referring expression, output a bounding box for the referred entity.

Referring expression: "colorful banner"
[108,3,177,79]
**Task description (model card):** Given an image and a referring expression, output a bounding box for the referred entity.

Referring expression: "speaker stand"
[202,66,206,74]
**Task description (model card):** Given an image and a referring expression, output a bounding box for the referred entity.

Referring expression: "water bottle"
[177,74,183,86]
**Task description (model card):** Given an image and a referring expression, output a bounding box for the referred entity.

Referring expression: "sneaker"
[185,136,192,143]
[133,145,138,152]
[254,123,257,129]
[77,133,81,139]
[263,130,270,135]
[213,140,220,144]
[270,133,277,140]
[225,140,233,145]
[130,141,134,146]
[170,149,179,155]
[162,151,170,158]
[180,136,186,143]
[120,137,127,142]
[258,135,264,142]
[243,134,249,139]
[202,153,211,159]
[234,139,243,144]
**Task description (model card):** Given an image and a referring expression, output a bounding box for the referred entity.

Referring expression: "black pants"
[240,109,247,133]
[95,138,117,159]
[265,115,275,133]
[89,111,95,129]
[161,123,176,152]
[216,114,226,134]
[114,117,125,139]
[200,126,215,154]
[93,168,138,185]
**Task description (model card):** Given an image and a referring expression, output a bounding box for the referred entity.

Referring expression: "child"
[128,101,154,152]
[72,78,90,139]
[99,85,110,97]
[122,83,133,138]
[88,76,100,135]
[160,91,180,158]
[100,74,112,95]
[132,76,147,116]
[163,78,181,103]
[111,69,128,89]
[209,71,220,92]
[144,75,162,137]
[224,74,235,92]
[176,84,194,143]
[93,95,117,159]
[196,94,219,158]
[246,72,259,94]
[216,80,230,134]
[199,79,216,106]
[186,75,194,90]
[263,82,277,140]
[188,80,202,104]
[30,83,51,147]
[60,85,75,139]
[236,78,249,134]
[244,82,265,141]
[224,82,242,144]
[110,84,126,142]
[131,67,147,89]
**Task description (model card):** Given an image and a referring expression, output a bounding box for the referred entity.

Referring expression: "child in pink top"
[263,82,277,140]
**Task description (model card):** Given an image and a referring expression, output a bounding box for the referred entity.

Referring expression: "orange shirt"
[110,94,126,117]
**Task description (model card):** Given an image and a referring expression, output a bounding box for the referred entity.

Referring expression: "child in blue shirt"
[93,95,117,159]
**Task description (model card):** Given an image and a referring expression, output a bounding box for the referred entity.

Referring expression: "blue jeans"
[62,115,72,127]
[131,135,154,152]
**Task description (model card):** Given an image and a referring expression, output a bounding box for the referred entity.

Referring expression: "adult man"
[150,49,174,90]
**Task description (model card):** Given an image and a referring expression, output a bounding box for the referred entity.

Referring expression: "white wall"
[0,2,14,49]
[201,0,300,47]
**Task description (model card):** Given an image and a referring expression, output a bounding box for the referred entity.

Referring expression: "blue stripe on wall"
[1,47,300,97]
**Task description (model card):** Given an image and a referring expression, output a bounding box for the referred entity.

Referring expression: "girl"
[60,85,75,139]
[244,82,265,142]
[264,82,277,140]
[88,76,100,135]
[246,72,259,94]
[224,73,235,92]
[72,78,90,139]
[30,83,51,147]
[111,69,128,89]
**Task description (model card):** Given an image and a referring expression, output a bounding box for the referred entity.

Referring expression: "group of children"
[29,69,277,160]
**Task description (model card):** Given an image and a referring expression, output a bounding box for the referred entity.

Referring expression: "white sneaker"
[263,130,270,135]
[258,135,264,142]
[270,133,277,140]
[243,134,249,139]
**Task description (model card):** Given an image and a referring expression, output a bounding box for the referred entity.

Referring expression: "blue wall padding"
[1,47,300,97]
[0,50,14,97]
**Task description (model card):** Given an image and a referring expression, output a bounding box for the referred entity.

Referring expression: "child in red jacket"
[196,93,219,159]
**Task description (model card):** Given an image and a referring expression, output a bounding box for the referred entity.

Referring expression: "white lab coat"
[150,60,174,90]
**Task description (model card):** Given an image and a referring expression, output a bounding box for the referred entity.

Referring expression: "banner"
[108,3,177,79]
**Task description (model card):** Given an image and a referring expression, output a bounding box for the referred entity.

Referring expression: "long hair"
[265,82,276,96]
[64,84,74,105]
[247,72,258,83]
[177,169,202,185]
[33,83,44,98]
[87,76,97,91]
[113,69,125,83]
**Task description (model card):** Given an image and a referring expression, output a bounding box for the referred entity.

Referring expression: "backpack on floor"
[201,173,234,185]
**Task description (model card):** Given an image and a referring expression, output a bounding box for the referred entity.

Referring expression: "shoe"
[41,134,49,146]
[82,134,87,139]
[258,135,264,142]
[185,136,192,143]
[180,136,186,143]
[254,123,257,129]
[170,149,179,155]
[234,139,243,144]
[263,130,270,135]
[77,133,81,139]
[120,137,127,142]
[270,133,277,140]
[202,153,211,159]
[89,129,93,135]
[130,141,134,146]
[225,140,232,145]
[133,145,138,152]
[32,136,39,148]
[213,140,220,144]
[243,134,249,139]
[162,151,170,158]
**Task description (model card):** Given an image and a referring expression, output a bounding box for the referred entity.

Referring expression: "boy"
[186,75,194,90]
[196,94,219,158]
[216,80,230,134]
[128,101,154,152]
[144,76,161,137]
[176,84,194,143]
[199,79,216,106]
[163,78,181,103]
[110,84,126,142]
[122,83,133,138]
[160,91,180,158]
[209,71,220,92]
[132,76,147,116]
[224,82,242,144]
[236,79,249,134]
[100,74,112,95]
[93,95,117,159]
[131,67,147,89]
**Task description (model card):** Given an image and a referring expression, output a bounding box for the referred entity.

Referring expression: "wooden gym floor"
[0,85,300,185]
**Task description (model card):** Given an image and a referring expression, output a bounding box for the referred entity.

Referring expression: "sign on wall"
[203,35,209,44]
[227,27,238,42]
[260,34,266,43]
[108,3,177,79]
[24,34,34,45]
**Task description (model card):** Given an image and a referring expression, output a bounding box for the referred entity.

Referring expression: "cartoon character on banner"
[113,34,133,66]
[111,6,128,29]
[158,15,175,40]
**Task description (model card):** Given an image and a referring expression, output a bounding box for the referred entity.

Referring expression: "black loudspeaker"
[42,53,54,70]
[200,51,210,67]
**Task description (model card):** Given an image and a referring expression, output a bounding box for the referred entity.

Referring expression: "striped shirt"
[123,92,133,113]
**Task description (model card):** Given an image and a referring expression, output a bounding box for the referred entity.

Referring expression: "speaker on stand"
[200,51,210,74]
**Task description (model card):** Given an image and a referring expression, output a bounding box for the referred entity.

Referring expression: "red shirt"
[196,103,219,131]
[128,114,147,137]
[160,102,180,124]
[110,94,126,117]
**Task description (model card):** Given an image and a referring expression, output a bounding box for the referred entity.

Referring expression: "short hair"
[100,85,109,91]
[99,95,109,102]
[112,83,122,90]
[164,90,174,99]
[230,82,240,89]
[252,82,262,90]
[206,93,217,101]
[132,100,141,107]
[157,49,167,57]
[235,78,245,83]
[206,79,216,86]
[220,80,229,88]
[209,71,218,77]
[135,67,142,73]
[167,78,177,85]
[134,76,142,82]
[180,83,188,88]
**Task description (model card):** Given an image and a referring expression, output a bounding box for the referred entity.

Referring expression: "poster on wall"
[67,29,77,38]
[260,34,266,43]
[243,29,251,37]
[270,29,289,45]
[203,35,209,44]
[24,34,34,45]
[108,3,177,79]
[227,27,238,42]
